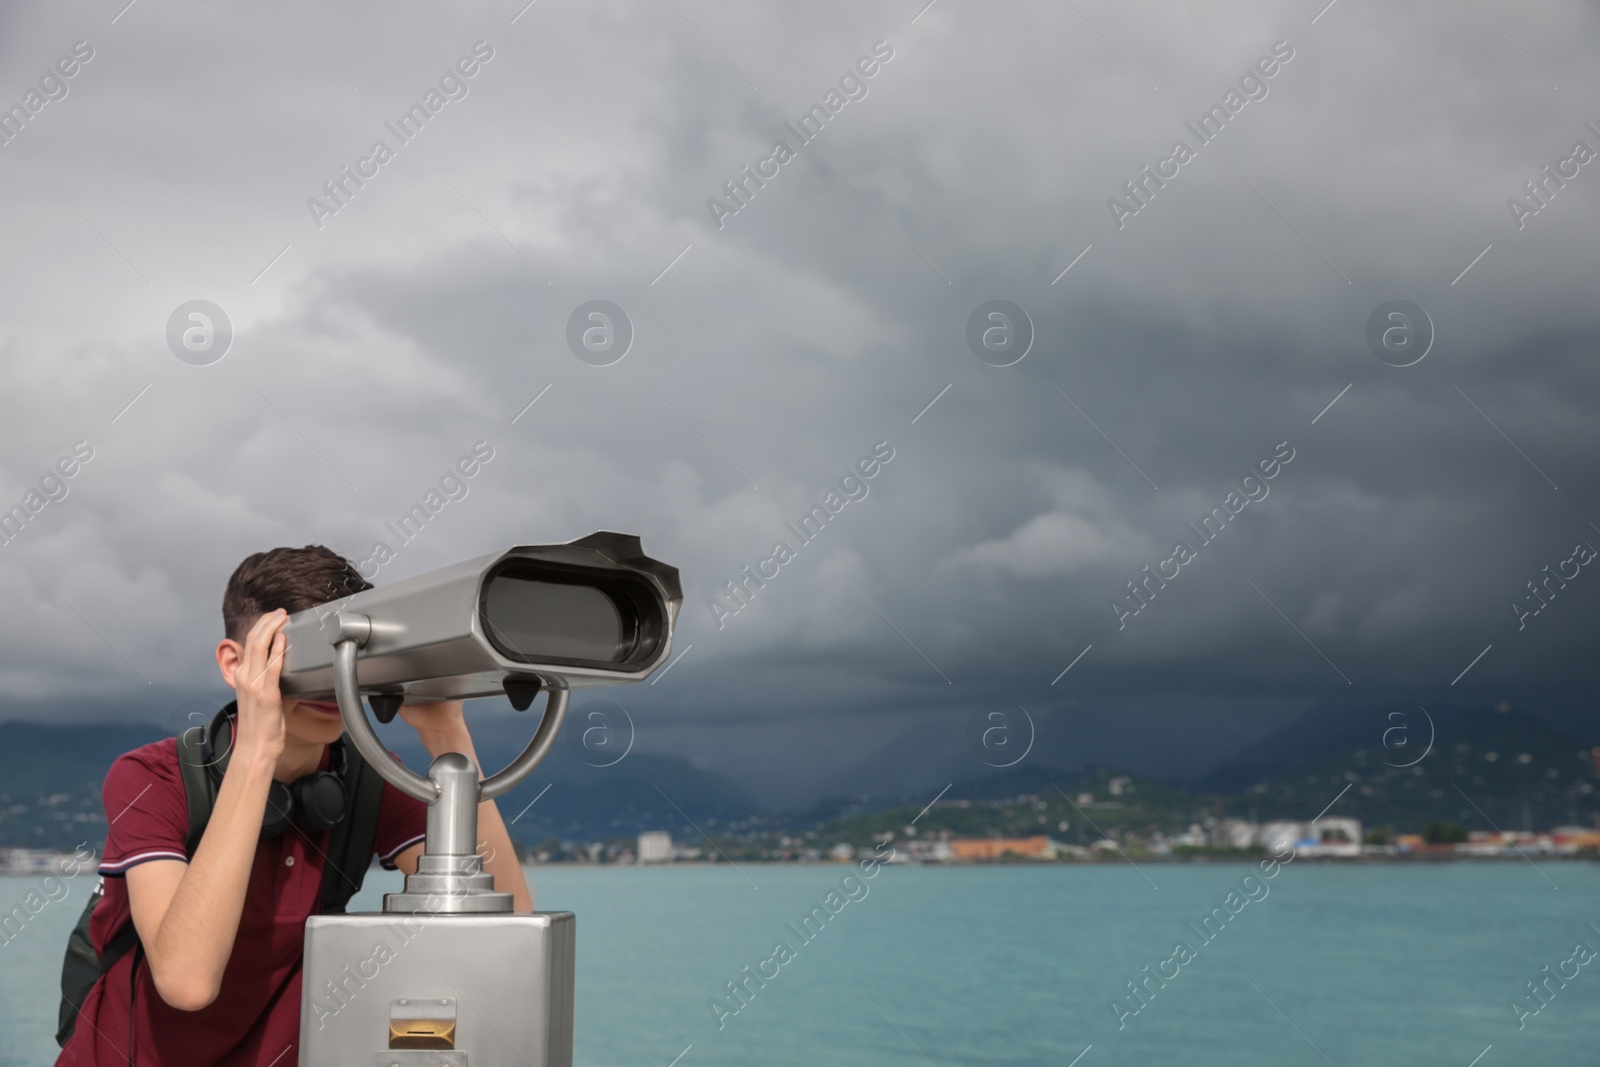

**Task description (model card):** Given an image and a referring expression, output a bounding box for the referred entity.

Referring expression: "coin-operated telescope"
[290,532,680,1067]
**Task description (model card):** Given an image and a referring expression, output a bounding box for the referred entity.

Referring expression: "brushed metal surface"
[300,913,575,1067]
[280,533,681,702]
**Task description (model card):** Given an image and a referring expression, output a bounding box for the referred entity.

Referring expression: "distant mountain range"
[1,708,1594,853]
[1198,709,1600,832]
[804,711,1600,849]
[0,722,170,852]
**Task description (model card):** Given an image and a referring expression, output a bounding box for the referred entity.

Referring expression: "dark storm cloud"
[1,0,1597,804]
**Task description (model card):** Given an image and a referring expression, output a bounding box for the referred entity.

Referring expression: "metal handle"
[333,637,437,803]
[481,688,567,800]
[331,626,570,805]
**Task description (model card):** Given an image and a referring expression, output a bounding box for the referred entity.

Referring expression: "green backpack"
[55,721,388,1048]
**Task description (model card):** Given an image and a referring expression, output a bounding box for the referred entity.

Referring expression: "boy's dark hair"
[222,545,371,641]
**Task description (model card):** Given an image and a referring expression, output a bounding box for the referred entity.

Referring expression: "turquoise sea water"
[4,861,1597,1066]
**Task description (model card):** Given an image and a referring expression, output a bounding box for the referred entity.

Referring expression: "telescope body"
[279,532,681,703]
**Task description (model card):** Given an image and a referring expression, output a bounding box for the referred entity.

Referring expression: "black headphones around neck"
[202,702,350,840]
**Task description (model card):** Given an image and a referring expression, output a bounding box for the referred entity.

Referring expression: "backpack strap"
[319,738,387,913]
[96,911,141,975]
[176,722,220,855]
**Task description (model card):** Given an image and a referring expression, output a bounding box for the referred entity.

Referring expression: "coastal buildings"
[1218,817,1362,857]
[637,831,673,864]
[1441,828,1600,855]
[1212,819,1259,849]
[0,847,86,875]
[947,836,1056,861]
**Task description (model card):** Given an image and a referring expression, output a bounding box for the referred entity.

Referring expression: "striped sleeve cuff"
[99,849,188,876]
[379,833,426,870]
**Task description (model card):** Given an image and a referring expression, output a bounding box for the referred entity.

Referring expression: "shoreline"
[497,852,1600,870]
[3,852,1594,879]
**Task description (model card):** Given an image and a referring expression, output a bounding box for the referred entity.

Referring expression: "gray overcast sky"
[1,0,1597,805]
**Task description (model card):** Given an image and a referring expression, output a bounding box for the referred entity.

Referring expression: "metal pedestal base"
[385,853,511,915]
[299,912,575,1067]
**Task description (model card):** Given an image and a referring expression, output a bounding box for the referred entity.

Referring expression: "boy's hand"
[400,699,469,745]
[233,609,289,765]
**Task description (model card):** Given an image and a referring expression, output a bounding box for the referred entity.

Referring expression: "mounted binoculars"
[292,533,681,1067]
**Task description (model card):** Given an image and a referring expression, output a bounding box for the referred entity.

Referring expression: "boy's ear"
[216,638,244,689]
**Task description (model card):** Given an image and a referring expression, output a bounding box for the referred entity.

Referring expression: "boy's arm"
[125,610,291,1011]
[396,703,535,913]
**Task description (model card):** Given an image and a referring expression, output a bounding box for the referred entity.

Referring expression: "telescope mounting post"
[329,613,570,915]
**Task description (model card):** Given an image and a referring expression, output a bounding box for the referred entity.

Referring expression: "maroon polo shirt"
[55,736,427,1067]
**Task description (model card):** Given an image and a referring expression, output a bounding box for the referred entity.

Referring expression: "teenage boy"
[56,545,530,1066]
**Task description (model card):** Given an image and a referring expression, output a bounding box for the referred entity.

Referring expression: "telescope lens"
[483,571,634,665]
